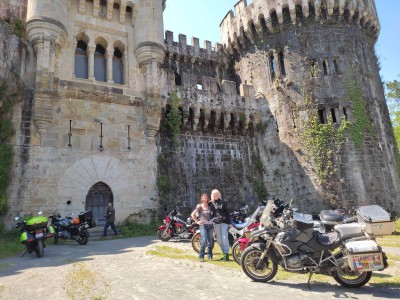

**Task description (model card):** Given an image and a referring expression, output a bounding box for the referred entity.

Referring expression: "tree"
[386,80,400,149]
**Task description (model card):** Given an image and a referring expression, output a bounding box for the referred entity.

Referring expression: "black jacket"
[209,199,231,225]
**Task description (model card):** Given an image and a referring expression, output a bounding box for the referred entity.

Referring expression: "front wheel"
[333,269,372,288]
[157,229,172,242]
[241,247,278,282]
[191,232,201,253]
[232,241,244,265]
[76,232,88,245]
[34,239,44,258]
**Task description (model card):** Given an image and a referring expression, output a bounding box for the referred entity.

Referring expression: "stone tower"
[220,0,399,212]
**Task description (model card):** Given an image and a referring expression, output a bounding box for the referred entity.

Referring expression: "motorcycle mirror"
[15,216,20,221]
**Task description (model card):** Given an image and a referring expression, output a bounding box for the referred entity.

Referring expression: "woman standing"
[209,189,231,261]
[191,194,214,262]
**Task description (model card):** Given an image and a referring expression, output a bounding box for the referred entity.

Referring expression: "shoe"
[199,258,205,262]
[220,253,229,261]
[208,255,213,260]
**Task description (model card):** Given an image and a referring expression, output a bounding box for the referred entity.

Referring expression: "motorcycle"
[50,210,96,245]
[191,204,250,253]
[15,211,55,258]
[240,200,388,288]
[157,209,199,241]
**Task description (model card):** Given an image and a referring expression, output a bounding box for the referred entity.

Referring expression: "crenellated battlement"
[164,30,225,64]
[220,0,380,50]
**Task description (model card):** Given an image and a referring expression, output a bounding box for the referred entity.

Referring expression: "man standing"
[103,202,118,237]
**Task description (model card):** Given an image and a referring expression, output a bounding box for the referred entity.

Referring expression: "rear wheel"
[157,229,172,241]
[191,232,201,253]
[34,239,44,258]
[241,247,278,282]
[76,232,88,245]
[333,269,372,288]
[232,241,244,265]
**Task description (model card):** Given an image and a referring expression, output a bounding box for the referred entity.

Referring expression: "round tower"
[220,0,399,212]
[25,0,68,135]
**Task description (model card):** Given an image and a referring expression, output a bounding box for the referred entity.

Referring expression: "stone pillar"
[123,53,128,85]
[106,50,114,83]
[93,0,100,18]
[88,46,95,80]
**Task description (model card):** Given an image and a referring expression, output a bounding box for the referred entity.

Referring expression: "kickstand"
[307,272,313,290]
[21,249,28,257]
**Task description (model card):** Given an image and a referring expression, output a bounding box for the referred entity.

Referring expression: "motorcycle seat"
[335,223,365,240]
[319,210,343,224]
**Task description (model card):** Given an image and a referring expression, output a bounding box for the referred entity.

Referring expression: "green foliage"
[0,224,23,259]
[252,155,264,173]
[156,175,171,197]
[304,113,347,184]
[387,80,400,102]
[345,74,374,148]
[118,221,160,238]
[254,179,268,200]
[12,19,25,39]
[167,92,182,149]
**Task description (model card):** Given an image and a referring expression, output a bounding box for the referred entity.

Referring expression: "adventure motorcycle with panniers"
[15,211,55,258]
[240,200,392,288]
[50,211,96,245]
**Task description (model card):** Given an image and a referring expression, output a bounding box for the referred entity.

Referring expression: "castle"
[0,0,398,227]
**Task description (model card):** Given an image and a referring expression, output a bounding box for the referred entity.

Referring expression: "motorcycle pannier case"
[345,240,384,271]
[79,211,93,223]
[357,205,395,236]
[26,215,48,231]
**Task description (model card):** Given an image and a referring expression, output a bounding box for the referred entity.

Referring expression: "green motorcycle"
[15,211,55,258]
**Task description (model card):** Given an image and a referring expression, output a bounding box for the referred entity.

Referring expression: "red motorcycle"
[157,209,199,241]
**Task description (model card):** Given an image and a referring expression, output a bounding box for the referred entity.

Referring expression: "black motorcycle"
[50,211,96,245]
[240,200,388,288]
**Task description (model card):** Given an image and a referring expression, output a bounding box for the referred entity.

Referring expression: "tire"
[34,239,44,258]
[333,269,372,288]
[76,232,88,245]
[191,232,201,253]
[157,229,172,242]
[241,247,278,282]
[232,241,244,265]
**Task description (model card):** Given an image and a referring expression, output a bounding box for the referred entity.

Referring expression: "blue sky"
[164,0,400,84]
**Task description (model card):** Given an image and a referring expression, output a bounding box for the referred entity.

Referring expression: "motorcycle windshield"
[260,200,275,227]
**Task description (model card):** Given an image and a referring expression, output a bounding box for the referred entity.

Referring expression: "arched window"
[278,51,286,76]
[74,40,88,79]
[94,45,106,82]
[113,48,124,84]
[269,54,276,80]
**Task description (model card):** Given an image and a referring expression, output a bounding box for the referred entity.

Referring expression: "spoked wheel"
[34,239,44,258]
[157,229,172,242]
[241,247,278,282]
[191,232,201,253]
[232,241,244,265]
[76,232,88,245]
[333,268,372,288]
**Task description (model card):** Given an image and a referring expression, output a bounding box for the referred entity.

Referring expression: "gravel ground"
[0,236,399,300]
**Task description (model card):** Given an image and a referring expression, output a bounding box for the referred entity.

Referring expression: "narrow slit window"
[269,54,276,80]
[322,59,328,76]
[318,108,326,124]
[331,108,337,123]
[343,107,348,120]
[279,51,286,76]
[333,58,340,74]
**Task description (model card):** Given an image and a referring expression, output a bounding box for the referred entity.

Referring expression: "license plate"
[350,253,384,271]
[35,232,44,239]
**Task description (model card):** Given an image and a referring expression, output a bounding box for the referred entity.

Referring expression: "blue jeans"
[214,223,230,254]
[199,224,214,259]
[103,222,118,236]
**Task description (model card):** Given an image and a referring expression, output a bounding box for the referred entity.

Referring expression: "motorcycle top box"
[357,205,395,236]
[345,240,384,272]
[79,211,93,223]
[26,215,49,231]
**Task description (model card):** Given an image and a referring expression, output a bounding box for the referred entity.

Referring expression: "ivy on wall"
[0,80,21,214]
[166,92,182,149]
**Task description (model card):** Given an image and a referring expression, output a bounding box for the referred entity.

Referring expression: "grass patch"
[63,262,109,300]
[0,226,24,259]
[118,221,159,238]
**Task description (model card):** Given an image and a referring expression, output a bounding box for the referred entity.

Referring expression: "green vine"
[166,92,182,149]
[0,80,21,214]
[304,111,347,184]
[344,74,374,148]
[254,179,268,200]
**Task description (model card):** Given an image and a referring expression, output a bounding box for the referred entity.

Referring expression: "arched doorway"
[86,182,113,226]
